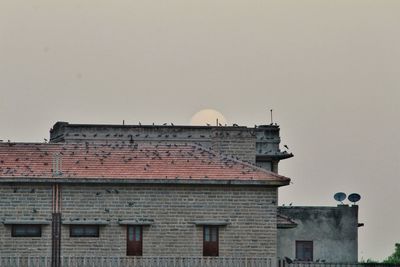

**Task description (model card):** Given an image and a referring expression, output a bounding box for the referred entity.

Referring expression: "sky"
[1,0,399,261]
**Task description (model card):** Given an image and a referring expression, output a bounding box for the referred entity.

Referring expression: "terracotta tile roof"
[0,142,290,183]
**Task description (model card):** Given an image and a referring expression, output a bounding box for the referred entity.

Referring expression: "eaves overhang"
[0,177,290,187]
[277,223,298,229]
[256,153,294,162]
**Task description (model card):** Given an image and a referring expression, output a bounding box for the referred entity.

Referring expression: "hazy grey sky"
[1,0,399,260]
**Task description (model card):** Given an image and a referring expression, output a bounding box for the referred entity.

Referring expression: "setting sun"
[189,109,228,126]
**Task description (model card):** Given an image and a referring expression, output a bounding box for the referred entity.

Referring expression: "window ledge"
[62,220,109,225]
[118,220,154,226]
[192,220,230,226]
[3,220,51,225]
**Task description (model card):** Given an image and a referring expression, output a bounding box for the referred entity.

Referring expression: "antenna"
[270,109,273,125]
[216,118,219,126]
[333,192,346,204]
[348,193,361,205]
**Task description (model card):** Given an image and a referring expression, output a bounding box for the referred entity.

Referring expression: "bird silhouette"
[284,145,289,149]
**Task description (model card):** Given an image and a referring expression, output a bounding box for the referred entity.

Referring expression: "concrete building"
[0,121,361,264]
[278,206,362,263]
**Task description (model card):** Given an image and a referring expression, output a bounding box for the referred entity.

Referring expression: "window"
[12,225,42,237]
[70,225,99,237]
[203,226,219,256]
[127,226,142,256]
[296,241,313,261]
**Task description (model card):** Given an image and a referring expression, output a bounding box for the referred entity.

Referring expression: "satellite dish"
[334,192,347,203]
[348,193,361,204]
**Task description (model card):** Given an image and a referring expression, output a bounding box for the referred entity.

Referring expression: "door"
[203,226,219,256]
[127,225,142,256]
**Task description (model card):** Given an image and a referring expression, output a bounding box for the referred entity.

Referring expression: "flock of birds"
[0,122,291,179]
[0,141,264,180]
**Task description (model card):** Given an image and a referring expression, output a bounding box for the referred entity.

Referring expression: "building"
[278,205,361,263]
[0,121,361,264]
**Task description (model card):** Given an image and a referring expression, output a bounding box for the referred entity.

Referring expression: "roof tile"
[0,142,289,183]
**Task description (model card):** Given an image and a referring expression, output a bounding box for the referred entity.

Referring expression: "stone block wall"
[49,122,280,165]
[0,184,52,256]
[211,129,256,164]
[0,183,278,257]
[60,184,277,257]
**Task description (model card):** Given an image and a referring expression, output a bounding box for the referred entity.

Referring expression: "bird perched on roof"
[284,145,289,150]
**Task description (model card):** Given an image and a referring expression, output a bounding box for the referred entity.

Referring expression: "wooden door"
[127,225,142,256]
[203,226,219,256]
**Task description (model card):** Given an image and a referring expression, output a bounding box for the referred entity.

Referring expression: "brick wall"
[0,184,52,256]
[211,129,256,164]
[50,123,263,165]
[60,184,277,257]
[0,183,277,257]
